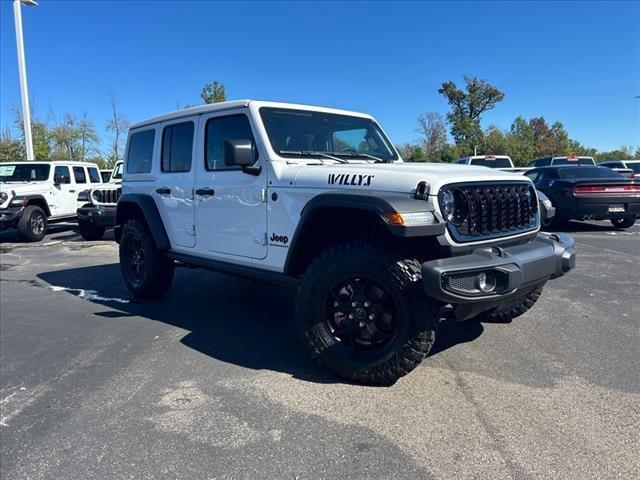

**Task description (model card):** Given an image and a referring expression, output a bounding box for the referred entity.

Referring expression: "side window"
[87,167,101,183]
[205,114,257,171]
[161,122,194,173]
[127,130,156,174]
[72,166,87,183]
[54,166,71,184]
[457,159,467,164]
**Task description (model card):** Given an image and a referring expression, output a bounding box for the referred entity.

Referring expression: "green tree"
[12,107,52,160]
[201,81,226,104]
[0,127,25,162]
[438,76,505,154]
[506,116,534,166]
[480,125,509,155]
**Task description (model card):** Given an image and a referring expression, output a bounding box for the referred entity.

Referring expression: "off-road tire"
[610,215,636,229]
[17,205,47,242]
[119,218,174,298]
[296,242,439,386]
[78,218,106,241]
[471,286,543,323]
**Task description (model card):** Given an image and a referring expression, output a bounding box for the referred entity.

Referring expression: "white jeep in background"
[0,161,103,241]
[115,100,576,385]
[77,161,123,240]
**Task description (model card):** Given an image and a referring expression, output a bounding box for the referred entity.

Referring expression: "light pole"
[13,0,38,161]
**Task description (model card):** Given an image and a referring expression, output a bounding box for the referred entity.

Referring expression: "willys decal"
[328,173,375,187]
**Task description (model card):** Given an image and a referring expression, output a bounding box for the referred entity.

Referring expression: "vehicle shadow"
[37,263,484,385]
[0,222,79,244]
[543,219,636,233]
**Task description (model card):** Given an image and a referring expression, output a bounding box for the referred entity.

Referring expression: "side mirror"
[54,174,62,186]
[224,139,261,176]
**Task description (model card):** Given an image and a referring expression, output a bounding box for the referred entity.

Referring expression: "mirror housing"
[224,139,261,176]
[53,174,62,186]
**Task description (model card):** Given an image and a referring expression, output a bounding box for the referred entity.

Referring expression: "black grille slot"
[440,183,538,242]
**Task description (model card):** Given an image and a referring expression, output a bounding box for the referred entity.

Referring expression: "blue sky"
[1,0,638,152]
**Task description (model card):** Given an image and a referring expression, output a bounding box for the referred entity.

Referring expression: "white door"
[51,165,78,216]
[154,119,196,248]
[194,110,267,259]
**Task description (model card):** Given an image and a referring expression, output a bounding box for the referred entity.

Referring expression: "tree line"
[398,76,639,166]
[0,81,227,167]
[1,77,636,167]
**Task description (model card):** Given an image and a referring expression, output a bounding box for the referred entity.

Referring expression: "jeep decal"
[328,173,375,187]
[270,233,289,246]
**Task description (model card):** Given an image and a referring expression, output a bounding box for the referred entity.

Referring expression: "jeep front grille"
[92,187,122,206]
[439,182,538,242]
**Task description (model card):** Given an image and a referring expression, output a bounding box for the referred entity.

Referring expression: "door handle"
[156,187,171,195]
[195,187,215,197]
[69,189,76,193]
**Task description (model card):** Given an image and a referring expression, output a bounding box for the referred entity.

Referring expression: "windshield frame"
[258,107,399,162]
[0,163,52,183]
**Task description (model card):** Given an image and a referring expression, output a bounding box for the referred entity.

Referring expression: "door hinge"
[186,224,196,236]
[261,188,268,203]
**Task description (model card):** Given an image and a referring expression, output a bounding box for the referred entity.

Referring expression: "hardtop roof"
[129,100,374,130]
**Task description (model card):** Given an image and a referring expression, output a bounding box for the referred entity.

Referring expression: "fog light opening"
[476,272,497,293]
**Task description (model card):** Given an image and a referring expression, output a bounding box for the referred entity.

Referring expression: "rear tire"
[610,215,635,229]
[296,242,439,386]
[17,205,47,242]
[78,218,106,241]
[119,218,174,298]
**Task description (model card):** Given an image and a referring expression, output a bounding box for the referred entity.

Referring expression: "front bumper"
[77,205,117,228]
[422,232,575,308]
[0,206,24,229]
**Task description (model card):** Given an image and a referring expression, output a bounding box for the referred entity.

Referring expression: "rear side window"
[469,158,511,168]
[88,167,101,183]
[161,122,194,172]
[205,114,257,171]
[127,130,156,174]
[54,166,71,184]
[72,166,87,183]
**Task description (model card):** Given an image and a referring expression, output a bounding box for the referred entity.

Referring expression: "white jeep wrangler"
[0,161,103,241]
[77,161,123,240]
[115,100,576,385]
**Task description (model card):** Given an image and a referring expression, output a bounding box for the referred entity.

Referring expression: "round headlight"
[441,190,455,221]
[0,192,8,204]
[92,190,103,203]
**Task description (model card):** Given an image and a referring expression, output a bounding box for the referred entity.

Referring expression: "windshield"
[557,167,622,179]
[552,157,595,166]
[469,158,511,168]
[111,162,123,180]
[259,107,398,161]
[0,163,51,182]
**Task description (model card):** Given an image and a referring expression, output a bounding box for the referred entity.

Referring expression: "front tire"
[471,286,543,323]
[296,243,439,385]
[610,215,635,229]
[78,218,106,241]
[119,218,174,298]
[17,205,47,242]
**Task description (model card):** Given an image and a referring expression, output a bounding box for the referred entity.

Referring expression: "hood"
[276,162,532,194]
[0,182,49,196]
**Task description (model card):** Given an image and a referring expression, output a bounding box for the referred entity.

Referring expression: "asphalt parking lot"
[1,221,638,480]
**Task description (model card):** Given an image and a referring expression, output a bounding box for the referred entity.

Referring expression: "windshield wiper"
[342,152,390,163]
[279,150,348,163]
